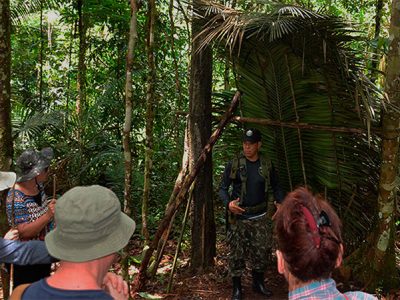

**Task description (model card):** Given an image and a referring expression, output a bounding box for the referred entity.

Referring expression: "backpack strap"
[238,156,248,205]
[229,155,240,180]
[228,154,248,206]
[230,154,273,204]
[9,283,31,300]
[258,156,271,193]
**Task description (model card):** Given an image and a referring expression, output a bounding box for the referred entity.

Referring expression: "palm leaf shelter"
[198,2,384,248]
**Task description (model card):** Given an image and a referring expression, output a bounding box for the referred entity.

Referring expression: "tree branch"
[132,91,241,292]
[232,116,378,135]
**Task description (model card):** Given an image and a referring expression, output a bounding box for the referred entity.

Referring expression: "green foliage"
[201,2,383,250]
[9,0,190,230]
[7,0,396,279]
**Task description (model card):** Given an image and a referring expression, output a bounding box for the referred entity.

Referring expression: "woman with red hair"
[274,187,377,299]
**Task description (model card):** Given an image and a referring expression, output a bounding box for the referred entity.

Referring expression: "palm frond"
[206,3,383,249]
[12,106,64,144]
[11,0,65,26]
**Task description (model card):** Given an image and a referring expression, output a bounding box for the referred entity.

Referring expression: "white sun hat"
[0,171,16,191]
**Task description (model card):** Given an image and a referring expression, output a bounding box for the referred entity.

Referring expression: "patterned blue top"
[7,186,52,241]
[289,279,377,300]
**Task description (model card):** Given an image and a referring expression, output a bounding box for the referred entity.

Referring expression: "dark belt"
[240,202,267,214]
[227,202,267,226]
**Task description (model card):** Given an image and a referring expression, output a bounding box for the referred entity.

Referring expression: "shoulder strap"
[229,154,248,204]
[258,156,271,177]
[229,153,246,180]
[238,156,247,204]
[258,157,271,193]
[9,283,31,300]
[229,156,239,180]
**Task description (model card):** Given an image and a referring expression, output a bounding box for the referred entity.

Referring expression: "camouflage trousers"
[227,215,272,277]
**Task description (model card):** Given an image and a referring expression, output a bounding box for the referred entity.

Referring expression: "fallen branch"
[132,91,241,292]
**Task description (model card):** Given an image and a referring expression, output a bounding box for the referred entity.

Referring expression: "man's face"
[242,141,261,160]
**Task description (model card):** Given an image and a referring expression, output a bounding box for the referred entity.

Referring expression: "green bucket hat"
[16,147,54,183]
[0,171,16,191]
[45,185,135,262]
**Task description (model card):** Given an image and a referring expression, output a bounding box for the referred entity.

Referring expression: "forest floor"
[0,233,397,299]
[130,240,288,300]
[128,229,400,300]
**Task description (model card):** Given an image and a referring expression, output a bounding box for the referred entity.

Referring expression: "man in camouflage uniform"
[219,128,283,300]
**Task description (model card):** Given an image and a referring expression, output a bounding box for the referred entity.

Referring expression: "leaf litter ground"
[123,237,288,300]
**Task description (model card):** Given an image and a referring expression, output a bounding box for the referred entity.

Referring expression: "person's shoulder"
[258,152,272,162]
[23,279,113,300]
[344,291,378,300]
[22,279,47,299]
[7,189,25,200]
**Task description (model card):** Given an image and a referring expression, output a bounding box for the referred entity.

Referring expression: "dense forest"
[0,0,399,299]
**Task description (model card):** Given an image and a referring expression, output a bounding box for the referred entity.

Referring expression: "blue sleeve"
[219,161,233,208]
[270,163,284,203]
[0,238,53,265]
[344,291,378,299]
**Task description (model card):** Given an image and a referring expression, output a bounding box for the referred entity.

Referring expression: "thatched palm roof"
[199,1,383,248]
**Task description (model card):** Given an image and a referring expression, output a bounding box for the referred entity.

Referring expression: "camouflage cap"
[242,128,262,143]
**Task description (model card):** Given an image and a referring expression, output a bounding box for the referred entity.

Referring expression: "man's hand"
[229,198,245,215]
[4,228,19,240]
[102,272,129,300]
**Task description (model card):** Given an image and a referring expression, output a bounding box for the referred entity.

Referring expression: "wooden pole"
[232,116,372,135]
[167,184,193,292]
[52,175,56,199]
[10,184,16,295]
[132,91,241,292]
[179,113,385,135]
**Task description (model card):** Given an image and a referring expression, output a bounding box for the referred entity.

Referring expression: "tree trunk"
[188,0,216,272]
[75,0,87,181]
[65,21,75,123]
[0,0,12,171]
[76,0,87,117]
[0,0,13,296]
[121,0,138,286]
[168,0,184,146]
[370,0,400,290]
[39,0,43,106]
[370,0,384,83]
[123,0,138,219]
[142,0,156,244]
[356,0,400,291]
